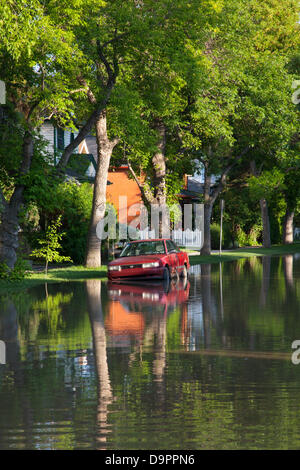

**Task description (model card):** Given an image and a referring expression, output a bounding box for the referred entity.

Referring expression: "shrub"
[210,223,221,250]
[247,223,262,246]
[0,257,31,281]
[236,226,248,247]
[211,222,232,249]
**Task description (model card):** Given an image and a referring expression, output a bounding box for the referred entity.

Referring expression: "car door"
[166,240,180,275]
[172,241,186,271]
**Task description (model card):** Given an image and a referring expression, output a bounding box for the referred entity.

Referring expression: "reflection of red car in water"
[107,239,190,282]
[107,278,190,319]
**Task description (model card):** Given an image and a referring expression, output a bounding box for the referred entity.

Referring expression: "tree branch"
[97,38,115,83]
[211,146,250,204]
[57,82,115,170]
[110,137,120,149]
[102,32,128,48]
[69,88,88,95]
[76,77,97,105]
[127,159,154,205]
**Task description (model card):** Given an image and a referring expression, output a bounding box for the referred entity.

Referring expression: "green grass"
[188,243,300,265]
[1,243,300,293]
[0,264,107,294]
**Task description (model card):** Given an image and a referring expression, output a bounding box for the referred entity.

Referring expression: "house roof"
[65,153,112,184]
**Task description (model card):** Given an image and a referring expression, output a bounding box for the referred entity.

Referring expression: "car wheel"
[181,264,188,279]
[163,266,170,282]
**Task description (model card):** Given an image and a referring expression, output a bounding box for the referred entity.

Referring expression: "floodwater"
[0,254,300,449]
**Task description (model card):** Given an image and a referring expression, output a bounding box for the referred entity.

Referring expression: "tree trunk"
[250,161,271,249]
[0,131,33,269]
[85,110,119,268]
[152,120,167,206]
[283,209,294,245]
[152,120,168,238]
[0,204,20,269]
[201,171,212,256]
[260,198,271,248]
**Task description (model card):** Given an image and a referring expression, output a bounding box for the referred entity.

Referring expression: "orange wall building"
[106,166,142,225]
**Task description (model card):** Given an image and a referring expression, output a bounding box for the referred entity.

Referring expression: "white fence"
[139,228,202,248]
[172,229,202,247]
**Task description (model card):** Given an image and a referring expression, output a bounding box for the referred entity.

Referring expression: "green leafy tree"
[30,216,72,274]
[177,0,300,254]
[0,0,82,268]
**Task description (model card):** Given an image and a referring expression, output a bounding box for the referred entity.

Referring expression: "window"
[120,241,166,257]
[57,128,64,150]
[166,240,179,253]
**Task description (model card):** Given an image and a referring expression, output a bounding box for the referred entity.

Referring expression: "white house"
[39,121,97,180]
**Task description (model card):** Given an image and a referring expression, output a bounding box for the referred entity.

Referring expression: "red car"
[107,239,190,282]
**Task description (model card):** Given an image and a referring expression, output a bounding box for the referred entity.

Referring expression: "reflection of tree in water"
[108,279,190,410]
[283,255,294,292]
[259,256,271,307]
[86,280,112,450]
[200,264,212,348]
[186,255,300,354]
[0,297,34,449]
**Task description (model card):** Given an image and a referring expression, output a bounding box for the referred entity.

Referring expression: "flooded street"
[1,255,300,449]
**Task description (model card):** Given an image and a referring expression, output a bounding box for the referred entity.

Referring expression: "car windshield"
[120,241,166,257]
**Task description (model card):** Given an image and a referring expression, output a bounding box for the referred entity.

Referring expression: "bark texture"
[282,209,294,245]
[201,172,213,256]
[85,110,119,268]
[0,131,33,268]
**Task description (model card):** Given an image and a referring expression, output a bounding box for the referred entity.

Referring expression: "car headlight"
[108,265,121,271]
[142,262,160,268]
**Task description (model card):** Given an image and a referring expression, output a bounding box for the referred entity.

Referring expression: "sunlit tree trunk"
[283,209,294,245]
[152,120,168,237]
[85,111,119,268]
[201,170,213,256]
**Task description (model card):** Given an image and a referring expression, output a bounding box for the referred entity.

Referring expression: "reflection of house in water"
[105,299,145,349]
